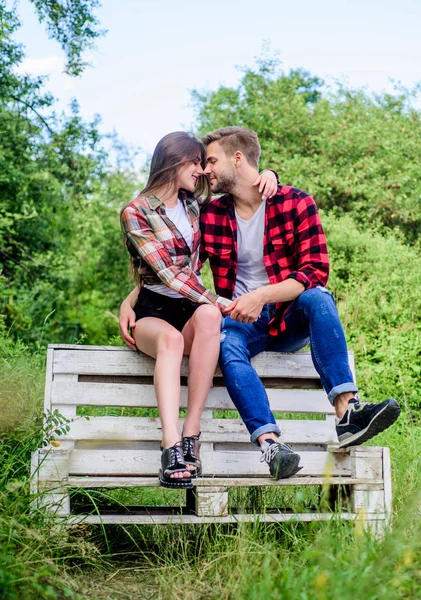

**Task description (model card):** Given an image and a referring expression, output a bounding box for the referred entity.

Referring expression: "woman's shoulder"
[122,194,157,215]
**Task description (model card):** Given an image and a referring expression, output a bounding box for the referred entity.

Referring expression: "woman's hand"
[119,301,137,351]
[252,170,278,200]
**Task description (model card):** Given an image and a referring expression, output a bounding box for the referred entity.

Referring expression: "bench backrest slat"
[60,416,337,445]
[52,381,335,414]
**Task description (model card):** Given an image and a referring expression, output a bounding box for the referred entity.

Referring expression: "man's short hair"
[202,127,261,168]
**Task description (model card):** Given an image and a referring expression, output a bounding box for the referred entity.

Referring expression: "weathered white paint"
[56,416,337,445]
[31,344,389,532]
[61,475,384,489]
[66,511,383,526]
[51,345,327,379]
[51,381,334,413]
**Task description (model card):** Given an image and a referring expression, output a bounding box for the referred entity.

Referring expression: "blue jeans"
[219,287,357,444]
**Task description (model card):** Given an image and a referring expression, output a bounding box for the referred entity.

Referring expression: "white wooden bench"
[31,344,392,535]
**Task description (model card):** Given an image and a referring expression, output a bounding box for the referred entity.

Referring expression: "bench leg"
[35,445,72,516]
[187,486,229,517]
[350,447,391,539]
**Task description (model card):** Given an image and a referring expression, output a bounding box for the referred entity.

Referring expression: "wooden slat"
[59,449,351,477]
[63,475,384,489]
[52,381,334,414]
[52,346,329,379]
[382,447,392,524]
[43,347,54,413]
[57,416,337,445]
[67,511,383,526]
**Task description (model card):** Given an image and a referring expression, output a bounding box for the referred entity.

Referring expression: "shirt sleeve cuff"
[286,272,311,289]
[216,296,232,307]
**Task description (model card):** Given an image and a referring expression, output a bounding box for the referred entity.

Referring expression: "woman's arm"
[252,170,279,199]
[119,285,140,350]
[121,204,230,308]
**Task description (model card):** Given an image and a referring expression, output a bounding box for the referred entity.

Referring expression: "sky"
[11,0,421,165]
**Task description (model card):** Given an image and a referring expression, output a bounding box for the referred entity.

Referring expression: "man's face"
[204,141,237,194]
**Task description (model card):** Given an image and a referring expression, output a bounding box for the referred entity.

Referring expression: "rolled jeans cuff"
[328,382,358,405]
[250,423,281,446]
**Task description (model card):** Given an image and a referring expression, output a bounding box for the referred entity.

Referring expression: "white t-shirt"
[145,198,202,298]
[233,200,270,299]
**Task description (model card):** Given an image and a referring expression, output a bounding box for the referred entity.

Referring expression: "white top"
[145,198,202,298]
[233,200,270,299]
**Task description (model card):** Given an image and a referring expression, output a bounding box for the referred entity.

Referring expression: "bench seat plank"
[52,347,323,379]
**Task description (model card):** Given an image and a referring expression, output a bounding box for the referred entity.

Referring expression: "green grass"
[2,337,421,599]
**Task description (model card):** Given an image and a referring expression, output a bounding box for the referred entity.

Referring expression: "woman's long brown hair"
[141,131,210,202]
[122,131,211,283]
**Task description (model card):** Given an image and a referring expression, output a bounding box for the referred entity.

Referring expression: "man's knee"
[296,287,335,313]
[219,328,249,366]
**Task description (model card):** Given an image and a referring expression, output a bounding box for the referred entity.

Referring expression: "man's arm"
[119,285,140,350]
[224,279,305,324]
[226,192,329,323]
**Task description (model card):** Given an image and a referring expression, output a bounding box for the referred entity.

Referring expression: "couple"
[120,127,400,489]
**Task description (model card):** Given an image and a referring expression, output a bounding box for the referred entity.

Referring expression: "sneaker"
[260,439,302,479]
[336,397,400,448]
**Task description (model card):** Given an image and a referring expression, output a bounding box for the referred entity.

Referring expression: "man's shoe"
[260,439,302,479]
[336,397,400,448]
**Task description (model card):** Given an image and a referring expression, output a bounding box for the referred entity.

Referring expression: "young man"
[120,126,400,480]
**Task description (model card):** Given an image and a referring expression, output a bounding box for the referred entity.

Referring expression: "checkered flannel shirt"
[199,185,330,335]
[121,192,227,305]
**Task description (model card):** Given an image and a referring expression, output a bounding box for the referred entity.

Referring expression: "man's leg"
[219,306,301,479]
[269,287,400,447]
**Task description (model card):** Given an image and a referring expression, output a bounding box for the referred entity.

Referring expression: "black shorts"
[133,287,200,332]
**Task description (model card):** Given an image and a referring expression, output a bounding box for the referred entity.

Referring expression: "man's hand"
[224,290,265,324]
[252,170,278,201]
[119,301,137,351]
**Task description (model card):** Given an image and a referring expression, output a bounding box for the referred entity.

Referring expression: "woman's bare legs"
[181,305,222,437]
[133,317,189,480]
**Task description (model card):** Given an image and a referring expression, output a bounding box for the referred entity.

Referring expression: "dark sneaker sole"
[338,399,400,449]
[273,453,302,479]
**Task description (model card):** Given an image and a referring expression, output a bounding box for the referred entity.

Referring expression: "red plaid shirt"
[199,185,330,336]
[121,192,226,305]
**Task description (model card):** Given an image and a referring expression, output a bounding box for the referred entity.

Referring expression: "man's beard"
[211,172,236,194]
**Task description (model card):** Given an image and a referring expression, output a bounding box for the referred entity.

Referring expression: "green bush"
[323,212,421,408]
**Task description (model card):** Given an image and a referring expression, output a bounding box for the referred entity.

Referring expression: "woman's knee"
[157,328,184,354]
[193,304,222,335]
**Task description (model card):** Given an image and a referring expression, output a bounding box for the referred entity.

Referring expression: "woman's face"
[176,157,204,192]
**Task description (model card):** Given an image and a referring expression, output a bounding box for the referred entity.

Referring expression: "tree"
[193,56,421,243]
[0,0,137,346]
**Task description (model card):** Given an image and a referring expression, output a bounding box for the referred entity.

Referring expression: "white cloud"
[16,55,65,76]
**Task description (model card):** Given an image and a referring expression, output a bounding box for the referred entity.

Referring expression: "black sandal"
[158,443,193,489]
[182,433,202,478]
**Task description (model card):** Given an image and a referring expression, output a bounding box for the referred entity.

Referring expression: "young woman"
[120,132,276,488]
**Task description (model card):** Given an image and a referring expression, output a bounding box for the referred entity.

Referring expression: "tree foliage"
[193,56,421,244]
[0,0,137,346]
